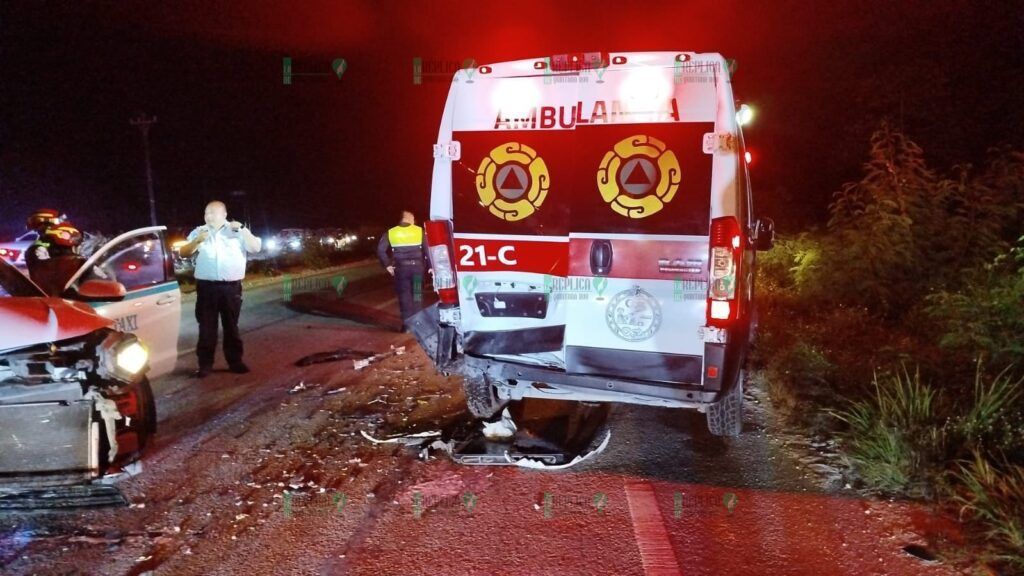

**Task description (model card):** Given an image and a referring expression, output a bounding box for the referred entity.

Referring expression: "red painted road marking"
[625,481,684,576]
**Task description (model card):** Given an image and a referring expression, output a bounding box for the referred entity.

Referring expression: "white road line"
[624,481,684,576]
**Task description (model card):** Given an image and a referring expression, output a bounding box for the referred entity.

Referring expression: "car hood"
[0,297,112,353]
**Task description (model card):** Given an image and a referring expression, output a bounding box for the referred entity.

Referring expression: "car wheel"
[101,377,158,471]
[462,375,503,419]
[135,377,158,443]
[706,372,743,437]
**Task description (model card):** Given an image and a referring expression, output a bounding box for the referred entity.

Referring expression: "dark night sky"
[1,0,1021,238]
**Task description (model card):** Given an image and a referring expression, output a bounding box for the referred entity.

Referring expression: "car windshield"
[0,259,44,298]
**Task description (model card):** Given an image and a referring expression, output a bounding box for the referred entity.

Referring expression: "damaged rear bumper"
[408,304,722,410]
[465,355,718,409]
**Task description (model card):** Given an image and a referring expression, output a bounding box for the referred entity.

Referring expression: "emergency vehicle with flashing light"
[409,51,774,436]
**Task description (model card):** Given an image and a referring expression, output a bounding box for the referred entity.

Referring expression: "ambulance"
[409,51,774,436]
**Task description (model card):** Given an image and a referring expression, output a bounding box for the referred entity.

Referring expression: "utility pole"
[130,113,158,226]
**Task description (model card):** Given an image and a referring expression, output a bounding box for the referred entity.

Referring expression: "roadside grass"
[830,367,945,497]
[754,233,1023,568]
[952,452,1024,569]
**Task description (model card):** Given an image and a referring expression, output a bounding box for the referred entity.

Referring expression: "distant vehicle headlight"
[289,239,301,250]
[97,333,150,382]
[266,238,279,250]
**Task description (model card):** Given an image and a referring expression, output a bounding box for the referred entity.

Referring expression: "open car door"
[64,226,181,378]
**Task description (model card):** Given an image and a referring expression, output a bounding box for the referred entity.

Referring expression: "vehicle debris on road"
[353,345,405,370]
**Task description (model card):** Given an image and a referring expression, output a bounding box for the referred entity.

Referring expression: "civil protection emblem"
[605,286,662,341]
[596,135,680,219]
[476,142,550,222]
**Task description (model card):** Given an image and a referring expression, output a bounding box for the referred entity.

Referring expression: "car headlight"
[117,341,149,374]
[97,332,150,382]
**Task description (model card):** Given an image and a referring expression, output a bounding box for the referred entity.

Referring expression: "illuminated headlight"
[97,333,150,382]
[289,239,301,250]
[266,238,279,250]
[117,342,149,374]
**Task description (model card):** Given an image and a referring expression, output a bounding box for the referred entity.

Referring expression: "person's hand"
[229,220,243,232]
[386,266,395,276]
[427,268,434,276]
[195,228,210,243]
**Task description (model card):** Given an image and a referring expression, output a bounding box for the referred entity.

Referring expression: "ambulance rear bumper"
[408,304,728,410]
[463,354,719,410]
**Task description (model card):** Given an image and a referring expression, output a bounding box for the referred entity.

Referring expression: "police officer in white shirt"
[179,201,262,378]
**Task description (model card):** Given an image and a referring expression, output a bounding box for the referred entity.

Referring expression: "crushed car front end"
[0,324,155,488]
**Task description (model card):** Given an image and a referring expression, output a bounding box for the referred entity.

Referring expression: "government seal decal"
[605,286,662,341]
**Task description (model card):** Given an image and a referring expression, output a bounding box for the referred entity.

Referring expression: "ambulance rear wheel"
[706,373,743,437]
[462,375,503,419]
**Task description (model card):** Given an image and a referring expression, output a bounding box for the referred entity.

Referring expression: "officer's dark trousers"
[195,279,244,369]
[393,263,425,328]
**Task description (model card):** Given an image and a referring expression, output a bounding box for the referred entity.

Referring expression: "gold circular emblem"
[476,142,550,222]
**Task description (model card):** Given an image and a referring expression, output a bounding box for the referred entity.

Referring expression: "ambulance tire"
[706,373,743,437]
[462,375,503,419]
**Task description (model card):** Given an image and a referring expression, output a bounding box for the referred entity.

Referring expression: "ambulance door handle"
[590,240,613,276]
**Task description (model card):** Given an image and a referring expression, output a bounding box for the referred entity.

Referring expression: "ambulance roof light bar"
[549,52,609,72]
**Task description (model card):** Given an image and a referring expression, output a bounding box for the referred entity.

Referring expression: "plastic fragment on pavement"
[359,429,441,446]
[353,346,406,370]
[509,430,612,470]
[481,408,517,440]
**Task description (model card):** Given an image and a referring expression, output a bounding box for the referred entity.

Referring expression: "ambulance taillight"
[424,219,459,305]
[707,216,743,328]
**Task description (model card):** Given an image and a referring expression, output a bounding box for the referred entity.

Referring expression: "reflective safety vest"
[386,224,426,266]
[388,224,423,247]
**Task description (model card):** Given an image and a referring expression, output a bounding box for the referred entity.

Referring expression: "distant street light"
[130,113,158,226]
[736,104,754,127]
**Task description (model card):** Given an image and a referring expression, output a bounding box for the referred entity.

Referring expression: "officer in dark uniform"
[377,211,432,331]
[26,221,86,296]
[22,208,62,271]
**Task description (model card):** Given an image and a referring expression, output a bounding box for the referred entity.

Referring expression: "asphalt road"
[0,264,972,575]
[175,260,388,362]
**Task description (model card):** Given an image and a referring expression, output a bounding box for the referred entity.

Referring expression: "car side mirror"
[754,217,775,251]
[76,279,127,301]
